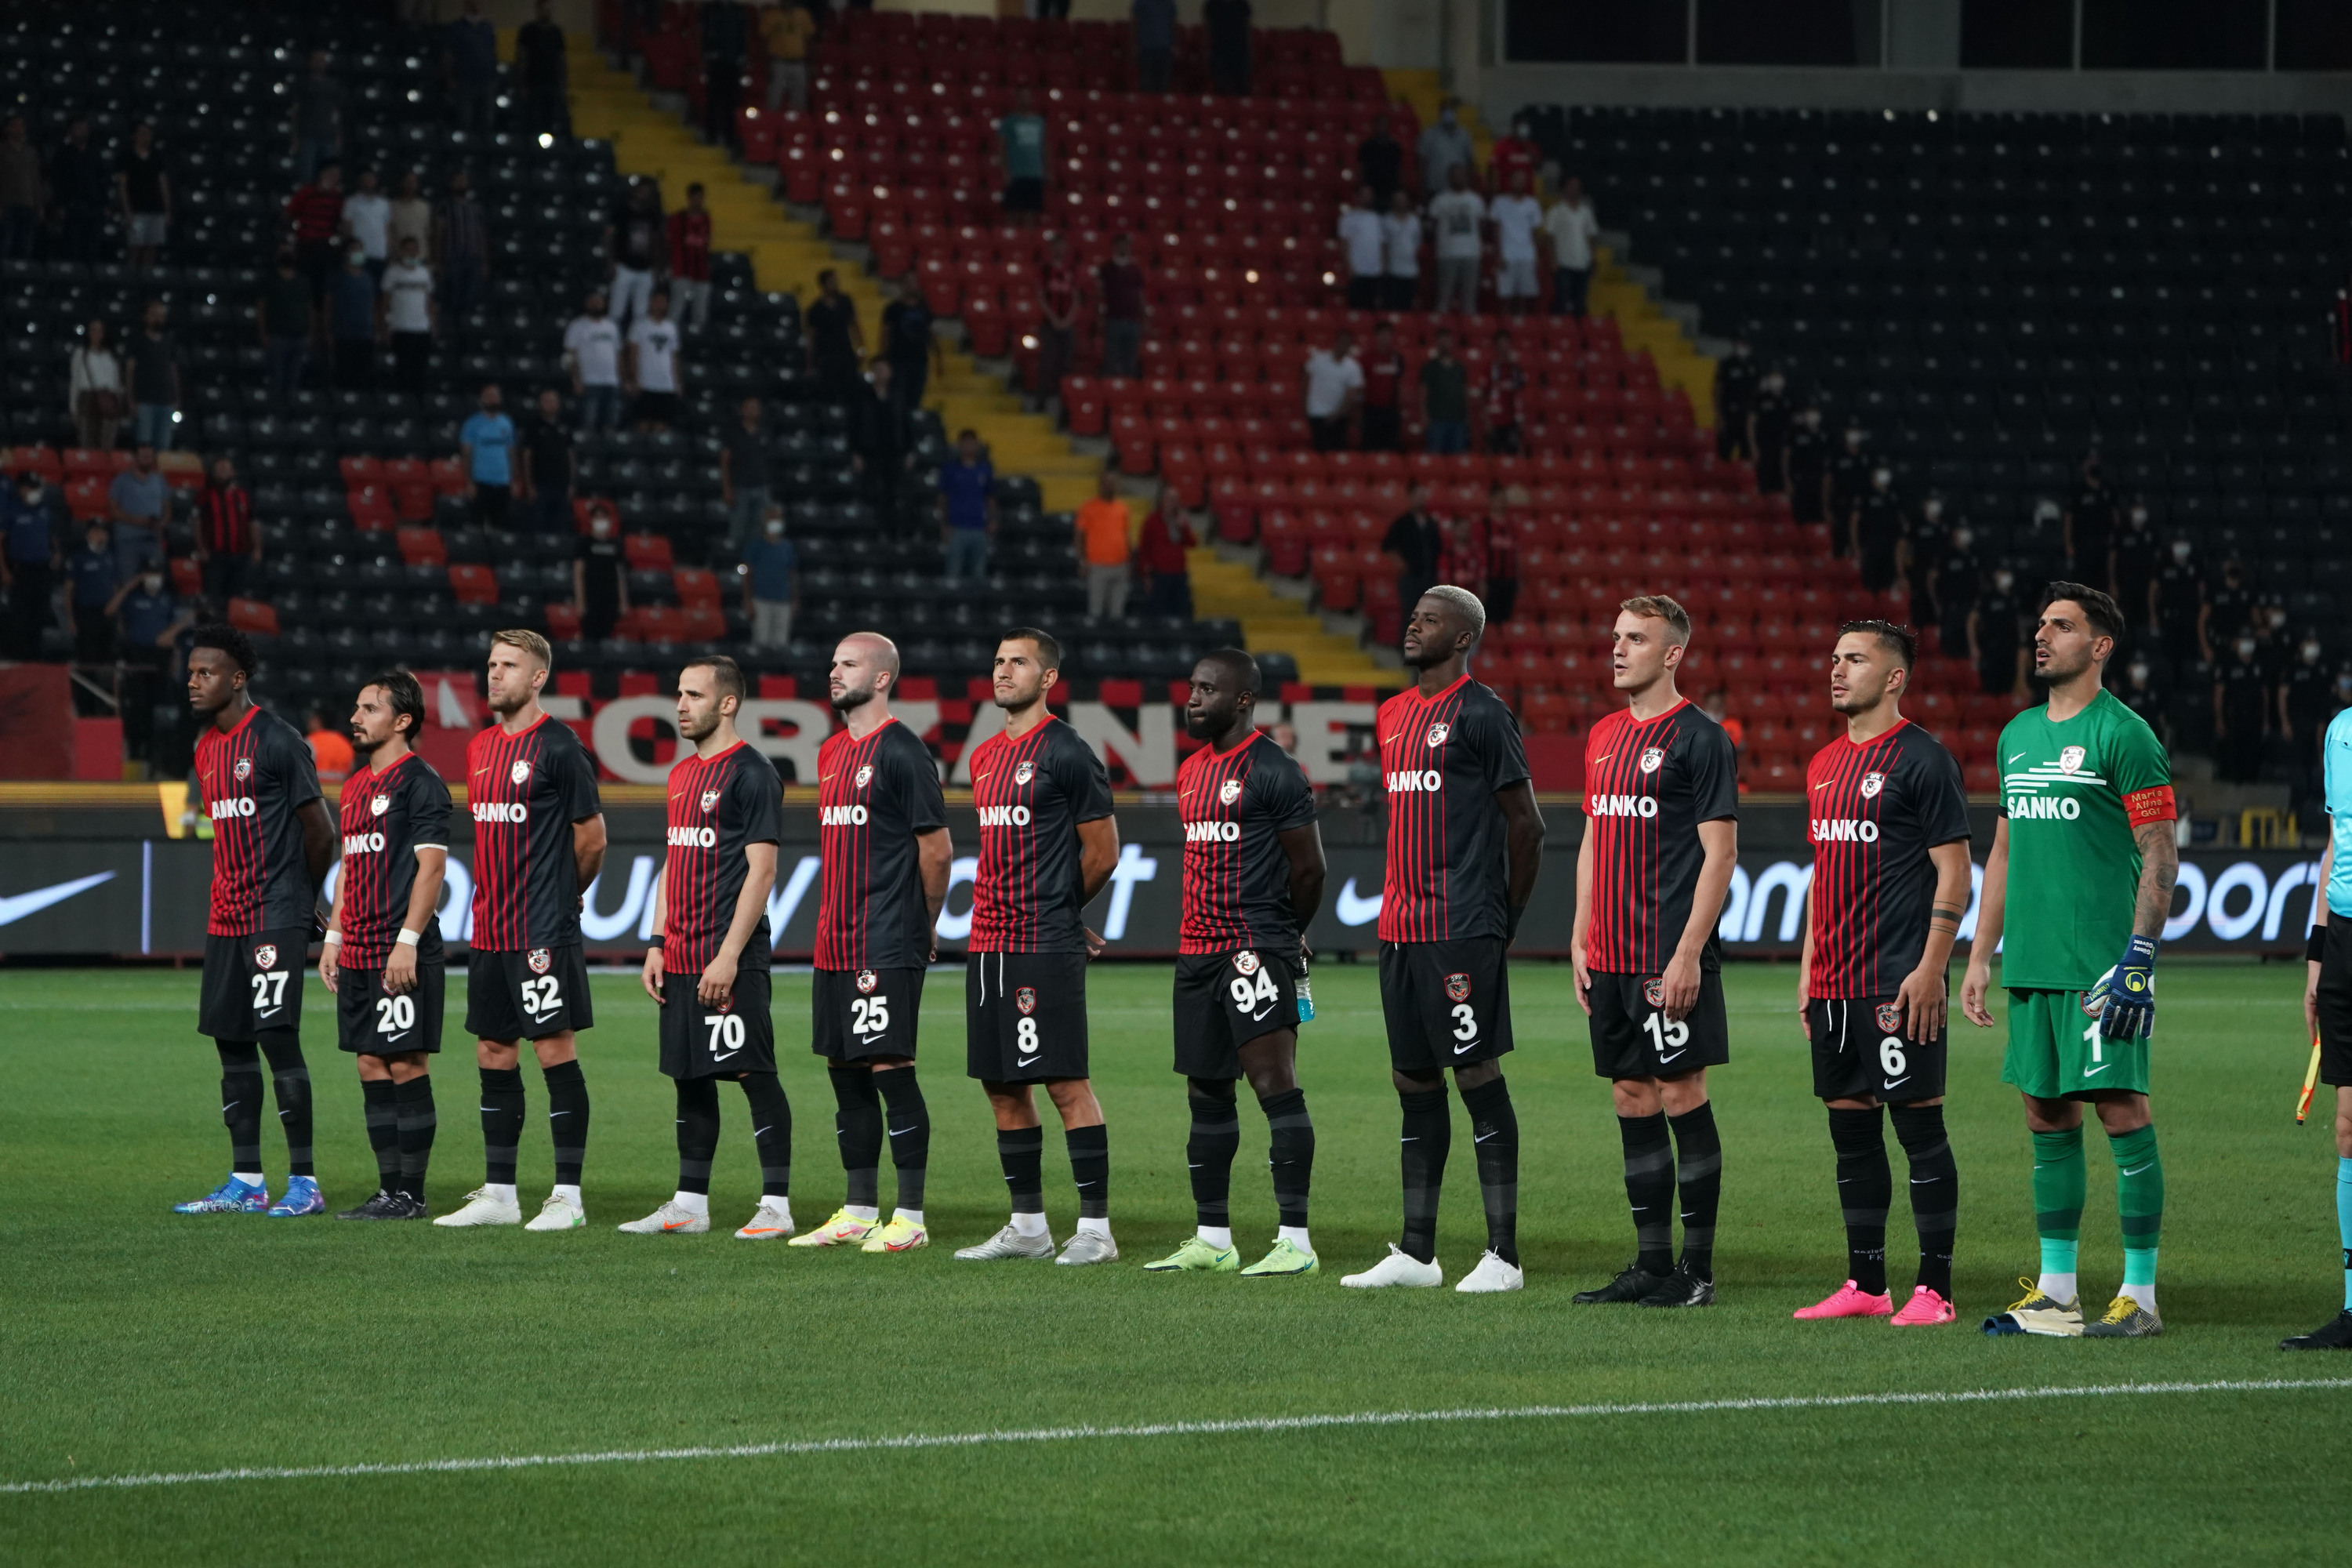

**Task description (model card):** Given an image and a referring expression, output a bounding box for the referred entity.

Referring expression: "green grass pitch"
[3,960,2349,1566]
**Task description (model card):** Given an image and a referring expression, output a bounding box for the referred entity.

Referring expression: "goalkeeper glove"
[2082,934,2158,1041]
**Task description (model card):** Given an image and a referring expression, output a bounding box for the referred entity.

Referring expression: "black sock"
[1185,1083,1240,1231]
[543,1059,588,1187]
[998,1125,1045,1216]
[1891,1102,1958,1298]
[1670,1101,1723,1279]
[393,1075,435,1203]
[1398,1087,1451,1264]
[361,1078,400,1190]
[216,1041,263,1173]
[874,1068,927,1213]
[1828,1105,1891,1296]
[1259,1086,1313,1230]
[740,1071,792,1199]
[1067,1122,1109,1220]
[260,1034,312,1178]
[480,1066,525,1185]
[1616,1111,1675,1275]
[673,1076,720,1196]
[829,1065,883,1209]
[1461,1076,1519,1268]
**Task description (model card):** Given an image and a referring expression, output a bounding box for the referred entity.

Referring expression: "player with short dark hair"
[1792,622,1973,1325]
[1571,593,1740,1308]
[175,625,338,1216]
[319,670,454,1220]
[624,659,790,1237]
[436,629,610,1231]
[790,632,953,1254]
[952,628,1123,1265]
[1341,586,1546,1293]
[1146,648,1328,1278]
[1965,583,2179,1338]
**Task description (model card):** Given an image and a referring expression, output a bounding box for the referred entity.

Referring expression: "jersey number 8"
[375,993,416,1033]
[849,995,891,1036]
[1229,971,1279,1014]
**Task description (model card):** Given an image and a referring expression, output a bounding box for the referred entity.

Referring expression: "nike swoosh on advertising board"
[1334,878,1382,926]
[0,871,115,928]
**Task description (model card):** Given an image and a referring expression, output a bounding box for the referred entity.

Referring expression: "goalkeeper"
[1961,583,2178,1340]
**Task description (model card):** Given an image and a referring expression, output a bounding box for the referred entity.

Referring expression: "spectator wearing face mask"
[1900,495,1947,632]
[1931,524,1979,662]
[2117,654,2167,740]
[2214,631,2270,782]
[2110,497,2158,631]
[1786,404,1828,524]
[2199,557,2253,665]
[2064,452,2118,594]
[1826,423,1870,558]
[1714,338,1757,463]
[67,523,119,666]
[1850,464,1903,593]
[2154,537,2205,667]
[1747,368,1789,494]
[742,505,797,648]
[2282,633,2334,750]
[1488,118,1540,195]
[1969,565,2025,699]
[107,561,191,764]
[1417,100,1475,198]
[1,469,64,660]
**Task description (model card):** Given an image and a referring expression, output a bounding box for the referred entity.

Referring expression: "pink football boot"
[1889,1286,1958,1327]
[1793,1279,1894,1319]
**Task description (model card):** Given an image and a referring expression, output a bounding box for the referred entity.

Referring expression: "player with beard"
[624,658,790,1237]
[790,632,953,1254]
[953,629,1123,1265]
[1341,586,1546,1293]
[319,670,454,1220]
[1145,648,1328,1277]
[176,625,337,1217]
[436,630,610,1232]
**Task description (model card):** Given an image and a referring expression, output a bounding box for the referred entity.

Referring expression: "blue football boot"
[266,1175,326,1218]
[173,1176,270,1214]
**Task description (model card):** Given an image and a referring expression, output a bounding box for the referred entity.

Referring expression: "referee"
[2288,709,2352,1350]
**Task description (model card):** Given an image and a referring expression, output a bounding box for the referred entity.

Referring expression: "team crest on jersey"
[1014,760,1035,786]
[699,789,721,813]
[371,794,389,815]
[856,970,878,993]
[1445,972,1472,1001]
[1232,950,1261,975]
[252,944,278,971]
[1642,978,1664,1007]
[510,759,533,786]
[1425,721,1450,747]
[855,764,873,788]
[1219,778,1243,805]
[1875,1002,1903,1033]
[233,757,252,781]
[1860,771,1886,798]
[1640,747,1664,774]
[1014,986,1037,1015]
[527,948,552,975]
[2058,746,2086,773]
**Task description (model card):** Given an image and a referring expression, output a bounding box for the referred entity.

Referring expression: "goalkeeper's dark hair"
[2039,581,2125,645]
[1839,619,1918,672]
[189,622,256,677]
[366,668,425,739]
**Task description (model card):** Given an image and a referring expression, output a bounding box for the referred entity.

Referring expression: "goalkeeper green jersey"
[1995,688,2175,991]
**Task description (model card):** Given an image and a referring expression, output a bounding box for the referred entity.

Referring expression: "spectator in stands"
[106,445,167,578]
[1382,482,1444,615]
[1489,116,1539,195]
[2,470,62,660]
[1786,402,1827,524]
[666,184,713,330]
[434,168,489,325]
[1357,117,1403,207]
[2282,631,2332,747]
[1713,336,1757,462]
[564,290,624,433]
[0,115,40,261]
[608,180,665,332]
[1269,720,1300,758]
[46,115,108,266]
[67,524,118,666]
[1697,692,1744,764]
[1541,175,1596,319]
[519,389,575,537]
[574,503,626,641]
[1203,0,1252,96]
[109,562,185,764]
[192,456,258,609]
[1074,472,1133,620]
[67,319,125,452]
[1338,187,1385,311]
[807,269,865,401]
[255,249,310,404]
[1417,100,1474,198]
[1427,165,1485,316]
[2154,537,2205,667]
[387,169,433,269]
[115,122,170,270]
[1931,524,1978,660]
[328,245,379,392]
[2118,652,2166,739]
[2213,630,2268,782]
[850,359,907,514]
[286,160,346,322]
[1417,329,1468,455]
[997,89,1047,230]
[380,235,437,397]
[2114,498,2158,636]
[938,429,996,581]
[1133,0,1177,93]
[1969,565,2025,699]
[1359,321,1405,452]
[1489,170,1543,316]
[880,274,941,426]
[1747,367,1790,492]
[763,0,817,114]
[1482,331,1524,455]
[306,710,355,784]
[1034,235,1079,405]
[1303,330,1362,454]
[126,302,182,452]
[2064,452,2117,594]
[1852,465,1902,593]
[289,50,346,185]
[742,504,797,648]
[1828,420,1870,558]
[459,383,516,530]
[1483,485,1523,622]
[1096,235,1146,379]
[720,396,771,550]
[444,0,499,140]
[1900,494,1944,631]
[1380,190,1421,311]
[626,290,683,433]
[517,0,571,137]
[2200,556,2253,665]
[1136,487,1196,619]
[343,165,390,285]
[699,0,749,148]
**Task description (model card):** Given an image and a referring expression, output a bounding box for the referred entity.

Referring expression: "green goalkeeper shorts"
[2001,988,2151,1100]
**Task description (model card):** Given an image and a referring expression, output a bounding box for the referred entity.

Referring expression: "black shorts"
[464,944,594,1042]
[336,957,448,1057]
[1002,176,1043,212]
[1173,948,1301,1079]
[2314,918,2352,1086]
[659,966,776,1079]
[1377,938,1514,1074]
[966,949,1088,1083]
[1805,994,1947,1102]
[811,966,925,1062]
[198,928,309,1040]
[1586,968,1730,1080]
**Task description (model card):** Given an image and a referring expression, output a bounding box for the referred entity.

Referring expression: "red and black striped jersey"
[662,739,783,974]
[334,750,452,968]
[1581,699,1738,975]
[1377,676,1530,944]
[967,715,1114,954]
[1178,728,1317,954]
[465,714,603,952]
[815,717,948,971]
[196,703,322,938]
[1804,719,1970,998]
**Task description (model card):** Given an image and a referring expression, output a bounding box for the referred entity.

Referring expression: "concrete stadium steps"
[1186,551,1387,686]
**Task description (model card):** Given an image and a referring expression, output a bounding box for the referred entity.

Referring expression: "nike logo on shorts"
[1453,1040,1477,1054]
[383,1031,411,1044]
[1658,1048,1686,1064]
[1883,1075,1908,1089]
[2083,1062,2112,1076]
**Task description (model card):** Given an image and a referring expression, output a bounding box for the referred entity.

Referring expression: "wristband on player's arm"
[2310,924,2329,964]
[396,929,419,947]
[646,936,663,949]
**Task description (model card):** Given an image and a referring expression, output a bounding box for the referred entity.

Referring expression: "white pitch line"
[5,1377,2346,1497]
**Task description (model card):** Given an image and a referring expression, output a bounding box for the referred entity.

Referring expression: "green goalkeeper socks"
[2031,1126,2085,1281]
[2111,1123,2163,1289]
